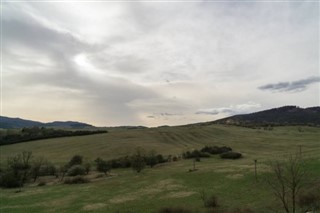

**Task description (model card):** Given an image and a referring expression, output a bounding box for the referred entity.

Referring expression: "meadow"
[1,124,319,213]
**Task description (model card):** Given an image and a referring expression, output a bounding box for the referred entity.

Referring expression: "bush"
[38,181,46,186]
[39,163,57,176]
[200,190,218,208]
[84,162,91,175]
[66,165,86,176]
[0,170,21,188]
[298,190,320,211]
[64,176,90,184]
[131,148,146,173]
[201,146,232,155]
[95,158,111,175]
[108,156,131,169]
[182,150,211,159]
[156,154,167,163]
[203,195,218,208]
[68,155,83,167]
[220,152,242,159]
[156,207,194,213]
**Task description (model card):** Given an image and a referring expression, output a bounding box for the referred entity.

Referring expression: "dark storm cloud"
[258,76,320,92]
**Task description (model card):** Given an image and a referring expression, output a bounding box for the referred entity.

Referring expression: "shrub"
[68,155,83,167]
[200,190,218,208]
[38,181,46,186]
[156,154,167,163]
[182,150,211,159]
[84,162,91,175]
[0,170,21,188]
[298,190,320,211]
[0,151,33,188]
[204,195,218,208]
[66,165,86,176]
[64,176,89,184]
[156,207,194,213]
[131,148,146,173]
[145,152,158,168]
[220,152,242,159]
[95,158,111,175]
[201,146,232,154]
[107,156,131,169]
[39,163,57,176]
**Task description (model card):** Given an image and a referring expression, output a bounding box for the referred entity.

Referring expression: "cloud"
[147,112,183,119]
[196,102,261,116]
[258,76,320,93]
[2,2,319,126]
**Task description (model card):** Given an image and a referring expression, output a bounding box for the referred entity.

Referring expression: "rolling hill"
[211,106,320,127]
[0,116,94,129]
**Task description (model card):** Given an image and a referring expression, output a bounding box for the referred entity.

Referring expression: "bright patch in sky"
[73,54,96,73]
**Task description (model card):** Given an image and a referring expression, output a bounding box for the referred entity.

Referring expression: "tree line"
[0,127,108,145]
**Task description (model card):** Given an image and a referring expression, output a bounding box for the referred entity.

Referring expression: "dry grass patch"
[83,203,107,211]
[162,191,196,199]
[109,179,184,204]
[226,173,244,179]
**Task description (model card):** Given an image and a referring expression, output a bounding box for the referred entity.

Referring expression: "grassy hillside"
[1,124,319,213]
[1,124,319,164]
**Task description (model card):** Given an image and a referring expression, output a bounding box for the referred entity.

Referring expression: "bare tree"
[267,155,307,213]
[31,156,45,182]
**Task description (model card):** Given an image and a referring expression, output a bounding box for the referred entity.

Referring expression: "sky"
[1,1,319,127]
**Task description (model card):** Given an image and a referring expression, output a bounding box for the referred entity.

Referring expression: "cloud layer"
[2,2,319,126]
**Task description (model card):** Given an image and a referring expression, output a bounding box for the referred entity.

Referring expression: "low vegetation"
[220,152,242,159]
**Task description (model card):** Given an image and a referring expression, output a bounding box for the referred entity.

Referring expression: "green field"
[1,124,320,213]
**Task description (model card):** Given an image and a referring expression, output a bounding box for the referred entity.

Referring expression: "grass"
[0,124,319,212]
[1,125,319,164]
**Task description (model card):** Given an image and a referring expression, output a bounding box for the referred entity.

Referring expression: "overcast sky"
[2,1,319,127]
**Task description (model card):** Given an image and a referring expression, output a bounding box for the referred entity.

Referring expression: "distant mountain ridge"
[0,116,94,129]
[212,106,320,127]
[1,106,320,129]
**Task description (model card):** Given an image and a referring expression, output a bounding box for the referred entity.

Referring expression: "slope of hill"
[0,116,43,129]
[0,116,94,129]
[212,106,320,127]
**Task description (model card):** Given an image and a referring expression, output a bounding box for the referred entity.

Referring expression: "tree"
[83,161,91,175]
[59,165,69,181]
[267,155,307,213]
[68,155,83,167]
[0,151,33,189]
[94,158,110,175]
[30,156,45,182]
[131,147,146,173]
[145,150,158,168]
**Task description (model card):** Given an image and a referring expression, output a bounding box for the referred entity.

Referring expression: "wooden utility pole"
[254,159,257,181]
